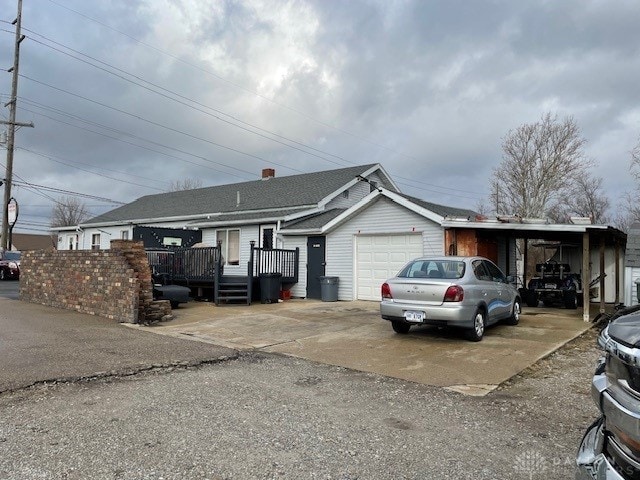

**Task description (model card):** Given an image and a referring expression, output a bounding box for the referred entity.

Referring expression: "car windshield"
[397,259,465,279]
[4,251,20,261]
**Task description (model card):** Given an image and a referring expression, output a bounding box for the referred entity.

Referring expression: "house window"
[121,230,129,240]
[68,235,77,250]
[217,229,240,265]
[91,233,101,250]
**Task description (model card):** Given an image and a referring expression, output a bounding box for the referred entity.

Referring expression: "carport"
[442,218,627,322]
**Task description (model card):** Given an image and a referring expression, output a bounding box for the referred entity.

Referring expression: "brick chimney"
[262,168,275,179]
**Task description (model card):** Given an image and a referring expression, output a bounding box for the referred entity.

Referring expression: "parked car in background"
[576,307,640,479]
[0,250,20,280]
[380,256,521,341]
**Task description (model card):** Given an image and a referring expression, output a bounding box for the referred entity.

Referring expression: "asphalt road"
[0,338,599,480]
[0,279,19,300]
[0,280,600,479]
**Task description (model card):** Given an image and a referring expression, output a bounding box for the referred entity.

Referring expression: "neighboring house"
[11,233,55,251]
[54,164,477,301]
[624,223,640,306]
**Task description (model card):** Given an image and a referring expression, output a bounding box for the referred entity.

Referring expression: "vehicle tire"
[170,301,179,309]
[563,290,578,310]
[525,291,538,308]
[506,299,521,326]
[0,269,5,281]
[466,310,486,342]
[391,321,410,334]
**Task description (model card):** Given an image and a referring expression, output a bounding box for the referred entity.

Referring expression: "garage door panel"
[356,234,423,301]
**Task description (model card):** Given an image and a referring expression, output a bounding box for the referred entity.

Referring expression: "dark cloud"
[0,0,638,233]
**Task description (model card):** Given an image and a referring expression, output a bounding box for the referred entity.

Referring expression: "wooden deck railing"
[249,244,299,282]
[146,246,221,283]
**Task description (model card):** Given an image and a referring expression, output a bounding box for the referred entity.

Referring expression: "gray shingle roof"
[85,164,379,225]
[281,209,347,230]
[398,193,478,219]
[626,223,640,267]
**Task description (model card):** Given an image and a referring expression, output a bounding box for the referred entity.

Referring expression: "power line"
[17,15,487,204]
[43,0,422,163]
[19,75,300,178]
[23,35,346,168]
[12,180,124,204]
[16,99,258,179]
[17,143,170,189]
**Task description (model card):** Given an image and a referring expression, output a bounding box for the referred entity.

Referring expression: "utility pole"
[1,0,33,250]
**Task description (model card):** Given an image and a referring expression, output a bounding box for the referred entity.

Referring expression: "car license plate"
[404,311,425,323]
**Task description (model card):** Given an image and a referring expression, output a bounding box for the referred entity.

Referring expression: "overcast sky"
[1,0,639,234]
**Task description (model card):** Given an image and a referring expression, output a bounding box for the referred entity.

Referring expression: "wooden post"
[614,239,620,305]
[600,236,606,314]
[583,232,590,322]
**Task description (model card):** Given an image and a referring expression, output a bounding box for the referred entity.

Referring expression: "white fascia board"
[51,225,78,232]
[381,189,445,224]
[287,188,447,235]
[279,228,322,236]
[366,164,400,192]
[79,214,210,229]
[320,190,385,233]
[190,216,289,228]
[316,163,393,208]
[317,178,362,208]
[79,206,315,230]
[440,220,604,233]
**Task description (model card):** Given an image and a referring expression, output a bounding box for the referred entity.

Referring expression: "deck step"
[218,295,249,301]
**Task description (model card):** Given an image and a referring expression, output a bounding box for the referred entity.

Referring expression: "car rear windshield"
[398,260,465,279]
[4,251,20,261]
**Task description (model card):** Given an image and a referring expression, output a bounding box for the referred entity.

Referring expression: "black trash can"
[260,273,282,304]
[320,276,339,302]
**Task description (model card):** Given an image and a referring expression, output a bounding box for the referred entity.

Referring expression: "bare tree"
[493,113,592,218]
[548,173,610,224]
[625,138,640,225]
[51,196,90,227]
[168,178,203,191]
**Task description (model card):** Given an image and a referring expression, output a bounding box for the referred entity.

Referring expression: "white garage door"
[356,234,423,301]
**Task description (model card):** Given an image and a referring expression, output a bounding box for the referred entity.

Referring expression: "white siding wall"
[589,247,624,304]
[282,235,308,298]
[325,172,395,210]
[326,181,372,210]
[625,266,640,306]
[326,198,444,300]
[204,225,260,276]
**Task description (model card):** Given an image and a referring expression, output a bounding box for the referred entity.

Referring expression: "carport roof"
[441,218,627,244]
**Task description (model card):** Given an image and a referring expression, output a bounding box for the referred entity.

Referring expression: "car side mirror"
[506,275,517,285]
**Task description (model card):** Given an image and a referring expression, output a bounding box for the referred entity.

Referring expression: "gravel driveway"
[0,327,601,479]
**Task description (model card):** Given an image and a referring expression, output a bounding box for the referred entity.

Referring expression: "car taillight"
[444,285,464,302]
[381,283,392,299]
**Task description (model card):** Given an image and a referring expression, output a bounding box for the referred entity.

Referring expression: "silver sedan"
[380,256,521,341]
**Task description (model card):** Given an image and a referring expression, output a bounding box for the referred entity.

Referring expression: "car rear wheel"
[525,291,538,307]
[0,269,5,281]
[391,321,411,334]
[466,310,485,342]
[506,299,521,325]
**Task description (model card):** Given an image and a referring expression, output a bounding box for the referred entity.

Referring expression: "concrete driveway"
[139,299,592,395]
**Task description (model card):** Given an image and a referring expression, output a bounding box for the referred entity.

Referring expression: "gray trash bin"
[320,276,339,302]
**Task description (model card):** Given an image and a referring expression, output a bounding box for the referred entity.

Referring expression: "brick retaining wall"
[19,240,160,323]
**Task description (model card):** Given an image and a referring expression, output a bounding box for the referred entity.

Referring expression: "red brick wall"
[19,240,155,323]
